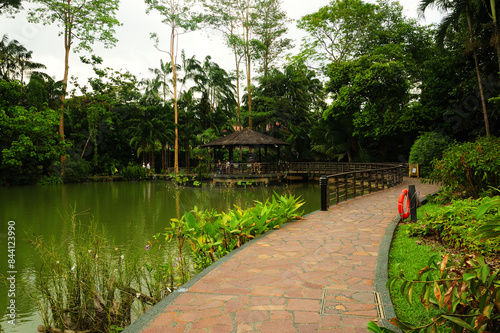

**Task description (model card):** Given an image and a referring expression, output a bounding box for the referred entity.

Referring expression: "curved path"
[127,178,440,333]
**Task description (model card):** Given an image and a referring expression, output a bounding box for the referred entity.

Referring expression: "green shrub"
[369,197,500,333]
[121,164,147,180]
[387,253,500,332]
[53,154,92,183]
[426,136,500,199]
[409,132,449,177]
[408,196,500,257]
[154,193,304,273]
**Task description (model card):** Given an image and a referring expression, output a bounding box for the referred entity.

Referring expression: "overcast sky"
[0,0,442,90]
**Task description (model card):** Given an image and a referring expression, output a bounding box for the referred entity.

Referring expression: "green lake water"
[0,180,320,332]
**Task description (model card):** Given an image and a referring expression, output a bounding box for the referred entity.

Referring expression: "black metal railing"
[320,165,404,211]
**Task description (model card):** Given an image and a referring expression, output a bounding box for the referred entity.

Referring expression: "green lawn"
[388,203,452,332]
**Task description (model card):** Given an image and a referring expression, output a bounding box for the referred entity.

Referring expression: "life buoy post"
[398,185,418,221]
[398,189,410,220]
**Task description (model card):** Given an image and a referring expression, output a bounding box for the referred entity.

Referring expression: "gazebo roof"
[201,128,291,147]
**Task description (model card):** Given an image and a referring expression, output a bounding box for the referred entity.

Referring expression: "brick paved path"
[134,178,440,333]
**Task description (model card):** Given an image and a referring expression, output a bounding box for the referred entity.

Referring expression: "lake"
[0,180,320,332]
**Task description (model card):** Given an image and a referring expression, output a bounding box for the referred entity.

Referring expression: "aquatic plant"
[24,210,172,333]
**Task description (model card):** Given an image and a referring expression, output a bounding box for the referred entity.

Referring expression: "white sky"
[0,0,442,90]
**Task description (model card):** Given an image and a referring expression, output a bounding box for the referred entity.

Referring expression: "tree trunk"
[60,14,72,165]
[467,7,491,136]
[171,23,180,174]
[489,0,500,74]
[244,3,252,130]
[234,48,241,129]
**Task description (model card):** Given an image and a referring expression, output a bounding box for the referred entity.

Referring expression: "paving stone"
[136,179,440,333]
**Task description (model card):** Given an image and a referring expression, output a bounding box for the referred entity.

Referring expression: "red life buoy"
[398,189,410,219]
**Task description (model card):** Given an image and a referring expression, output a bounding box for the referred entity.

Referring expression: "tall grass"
[25,210,172,333]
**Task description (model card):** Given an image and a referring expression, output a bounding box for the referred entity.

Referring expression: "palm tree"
[129,107,171,168]
[140,77,162,106]
[189,55,237,132]
[0,35,46,83]
[419,0,490,136]
[148,59,173,106]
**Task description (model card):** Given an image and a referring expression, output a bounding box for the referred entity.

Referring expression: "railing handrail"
[208,161,402,173]
[323,165,402,179]
[319,164,404,211]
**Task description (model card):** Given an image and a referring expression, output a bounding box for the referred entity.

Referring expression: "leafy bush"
[64,156,92,183]
[387,253,500,332]
[36,175,63,185]
[154,193,304,272]
[121,163,147,180]
[426,136,500,199]
[408,196,500,256]
[408,132,449,177]
[369,198,500,333]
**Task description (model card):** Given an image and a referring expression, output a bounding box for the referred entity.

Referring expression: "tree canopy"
[1,0,500,185]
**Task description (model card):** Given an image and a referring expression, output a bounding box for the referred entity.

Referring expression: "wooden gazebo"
[201,128,291,183]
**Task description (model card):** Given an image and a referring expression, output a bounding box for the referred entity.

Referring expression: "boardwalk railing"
[320,165,404,211]
[209,162,403,176]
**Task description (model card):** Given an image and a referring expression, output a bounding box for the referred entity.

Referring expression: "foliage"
[409,132,450,177]
[0,79,21,109]
[427,136,500,199]
[24,211,172,333]
[296,0,379,67]
[0,104,64,185]
[408,197,500,256]
[121,163,147,180]
[476,195,500,240]
[154,193,304,272]
[388,253,500,332]
[370,198,500,332]
[0,34,47,83]
[325,51,410,143]
[0,0,21,16]
[250,62,325,160]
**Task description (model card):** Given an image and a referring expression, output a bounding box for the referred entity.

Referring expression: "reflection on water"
[0,181,319,332]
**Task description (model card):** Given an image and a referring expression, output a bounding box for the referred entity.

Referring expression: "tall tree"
[296,0,379,69]
[27,0,121,157]
[252,0,292,76]
[419,0,491,136]
[203,0,245,128]
[145,0,200,174]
